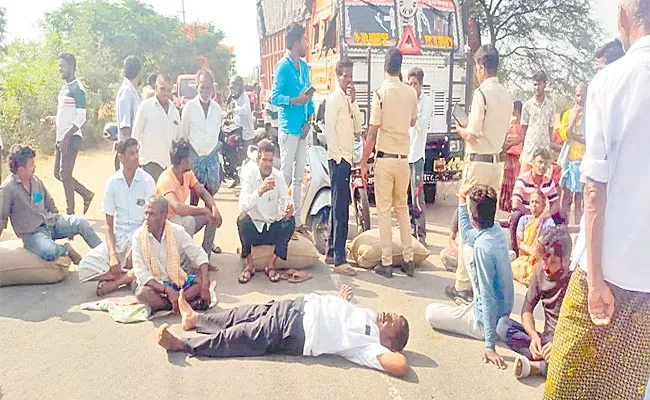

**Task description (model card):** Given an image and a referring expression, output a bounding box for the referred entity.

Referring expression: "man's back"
[372,77,418,156]
[575,36,650,291]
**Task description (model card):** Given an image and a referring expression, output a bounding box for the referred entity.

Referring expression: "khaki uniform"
[369,76,418,266]
[456,76,513,292]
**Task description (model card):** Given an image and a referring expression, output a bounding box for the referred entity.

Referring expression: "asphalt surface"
[0,146,546,400]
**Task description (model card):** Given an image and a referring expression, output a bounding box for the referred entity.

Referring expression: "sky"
[2,0,620,76]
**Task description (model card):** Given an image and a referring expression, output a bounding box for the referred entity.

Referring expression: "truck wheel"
[354,188,371,232]
[310,208,330,255]
[424,183,437,204]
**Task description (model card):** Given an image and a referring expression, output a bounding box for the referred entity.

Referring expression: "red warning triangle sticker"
[398,25,422,55]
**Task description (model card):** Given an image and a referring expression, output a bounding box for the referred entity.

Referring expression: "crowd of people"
[1,0,649,397]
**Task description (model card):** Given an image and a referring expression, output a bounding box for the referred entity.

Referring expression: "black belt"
[467,153,505,163]
[376,151,408,159]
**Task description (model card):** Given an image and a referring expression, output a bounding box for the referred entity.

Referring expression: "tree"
[470,0,604,96]
[0,6,6,51]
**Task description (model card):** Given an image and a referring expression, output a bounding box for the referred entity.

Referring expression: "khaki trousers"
[374,157,413,266]
[455,159,504,292]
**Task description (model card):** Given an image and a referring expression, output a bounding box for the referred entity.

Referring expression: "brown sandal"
[238,267,255,284]
[265,266,281,283]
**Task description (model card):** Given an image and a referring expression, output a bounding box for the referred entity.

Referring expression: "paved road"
[0,146,545,400]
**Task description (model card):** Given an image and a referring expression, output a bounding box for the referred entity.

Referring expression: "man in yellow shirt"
[361,48,418,278]
[324,58,362,276]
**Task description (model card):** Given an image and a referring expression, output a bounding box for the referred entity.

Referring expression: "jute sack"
[0,239,71,287]
[250,233,319,272]
[348,228,430,269]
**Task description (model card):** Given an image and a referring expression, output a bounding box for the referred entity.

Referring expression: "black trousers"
[53,135,93,214]
[327,159,351,266]
[184,298,306,358]
[237,213,295,260]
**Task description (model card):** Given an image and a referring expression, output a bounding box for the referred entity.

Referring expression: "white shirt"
[180,96,222,156]
[239,164,291,232]
[570,35,650,292]
[302,293,389,371]
[408,93,432,163]
[324,86,362,164]
[132,96,181,168]
[103,168,156,251]
[55,79,86,141]
[115,77,142,140]
[234,92,255,141]
[131,222,209,287]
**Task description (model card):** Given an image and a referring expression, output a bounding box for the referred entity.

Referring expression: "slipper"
[264,266,281,283]
[288,270,312,284]
[514,356,531,379]
[212,246,222,254]
[238,267,255,284]
[280,269,298,280]
[333,264,358,277]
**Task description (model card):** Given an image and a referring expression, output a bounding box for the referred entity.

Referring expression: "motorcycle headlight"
[449,139,461,153]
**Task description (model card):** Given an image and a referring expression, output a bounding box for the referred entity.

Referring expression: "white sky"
[2,0,620,75]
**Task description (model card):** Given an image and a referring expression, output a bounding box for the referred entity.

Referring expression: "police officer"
[361,48,418,279]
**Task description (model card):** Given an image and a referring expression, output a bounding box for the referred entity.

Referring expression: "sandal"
[238,267,255,284]
[212,246,222,254]
[288,270,312,284]
[265,266,281,283]
[333,264,358,277]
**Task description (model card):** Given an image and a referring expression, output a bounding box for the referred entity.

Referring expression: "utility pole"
[181,0,186,23]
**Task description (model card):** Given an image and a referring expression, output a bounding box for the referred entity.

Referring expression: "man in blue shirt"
[425,183,514,368]
[270,23,315,233]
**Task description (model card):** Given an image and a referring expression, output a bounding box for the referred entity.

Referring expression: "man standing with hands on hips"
[447,44,512,304]
[271,23,315,236]
[361,48,418,279]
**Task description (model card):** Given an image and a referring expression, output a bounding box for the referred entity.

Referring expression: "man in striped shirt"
[510,148,562,255]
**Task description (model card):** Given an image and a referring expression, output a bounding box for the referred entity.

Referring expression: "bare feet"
[64,243,82,265]
[178,289,199,331]
[157,323,186,352]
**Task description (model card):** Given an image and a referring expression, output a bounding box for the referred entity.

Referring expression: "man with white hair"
[543,1,650,398]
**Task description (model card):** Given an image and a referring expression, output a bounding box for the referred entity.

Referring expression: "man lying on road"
[157,285,411,377]
[132,195,211,312]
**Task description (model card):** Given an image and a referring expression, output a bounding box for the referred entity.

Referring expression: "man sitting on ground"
[439,210,459,272]
[510,148,561,255]
[132,196,211,312]
[157,139,222,256]
[157,284,410,377]
[79,138,156,296]
[0,144,101,263]
[238,139,295,283]
[496,226,572,379]
[425,183,514,369]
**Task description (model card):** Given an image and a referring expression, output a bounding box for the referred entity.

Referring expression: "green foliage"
[0,0,233,152]
[0,6,6,50]
[471,0,604,97]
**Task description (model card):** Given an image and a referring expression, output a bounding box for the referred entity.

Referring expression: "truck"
[257,0,468,204]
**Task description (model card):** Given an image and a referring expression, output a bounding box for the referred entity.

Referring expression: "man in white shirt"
[132,73,181,182]
[114,56,143,170]
[543,2,650,398]
[157,284,410,377]
[324,59,362,276]
[132,196,212,313]
[237,139,295,284]
[181,69,222,204]
[230,75,255,146]
[406,67,432,245]
[79,138,156,296]
[49,53,94,215]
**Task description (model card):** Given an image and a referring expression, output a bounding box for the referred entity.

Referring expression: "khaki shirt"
[465,77,513,155]
[369,76,418,156]
[0,174,59,237]
[325,86,362,164]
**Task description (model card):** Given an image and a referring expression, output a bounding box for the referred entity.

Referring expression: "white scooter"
[299,121,332,255]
